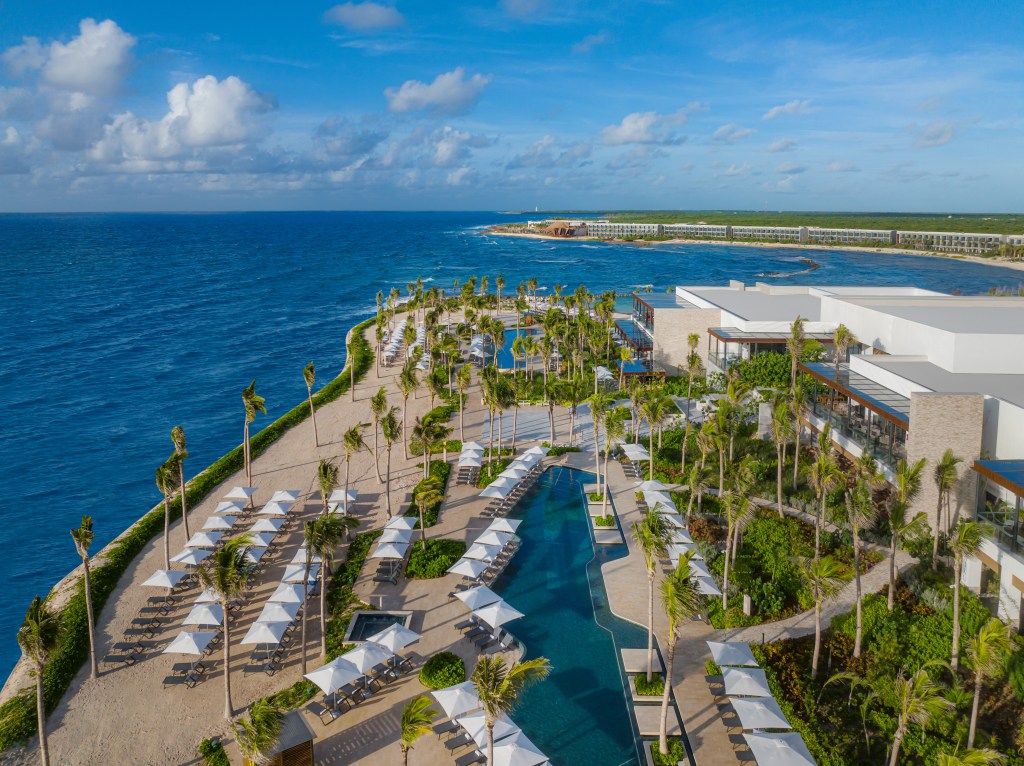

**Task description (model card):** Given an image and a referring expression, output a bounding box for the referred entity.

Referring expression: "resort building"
[895,230,1006,255]
[646,282,1024,624]
[662,223,731,239]
[731,225,803,242]
[585,221,664,238]
[806,227,898,245]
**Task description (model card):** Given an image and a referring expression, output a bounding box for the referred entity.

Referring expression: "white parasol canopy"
[202,515,237,531]
[270,489,301,503]
[455,585,502,610]
[731,697,791,730]
[662,514,686,529]
[462,441,484,450]
[668,543,702,562]
[635,479,668,492]
[464,543,502,562]
[431,681,481,718]
[474,530,514,547]
[480,483,514,500]
[671,529,695,544]
[506,460,535,473]
[259,501,293,516]
[686,558,712,579]
[487,518,522,534]
[282,563,320,584]
[251,517,285,533]
[170,548,212,567]
[142,569,190,589]
[163,631,217,656]
[213,500,246,514]
[707,641,759,668]
[240,621,290,646]
[370,542,410,560]
[249,532,277,547]
[268,582,307,604]
[258,601,300,623]
[366,623,420,653]
[184,530,223,548]
[694,577,722,596]
[328,489,358,504]
[473,599,524,628]
[448,558,489,578]
[379,528,414,544]
[459,455,483,468]
[516,453,542,467]
[499,467,529,481]
[524,446,549,456]
[644,491,676,509]
[291,548,323,564]
[722,667,773,698]
[491,731,548,766]
[339,642,393,673]
[743,732,815,766]
[244,547,269,564]
[304,661,364,696]
[457,711,520,748]
[223,486,256,501]
[183,603,224,627]
[385,516,417,531]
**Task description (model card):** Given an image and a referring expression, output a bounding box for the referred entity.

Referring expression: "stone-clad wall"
[907,392,986,531]
[652,307,721,372]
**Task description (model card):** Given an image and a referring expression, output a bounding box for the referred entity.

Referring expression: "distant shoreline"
[485,228,1024,276]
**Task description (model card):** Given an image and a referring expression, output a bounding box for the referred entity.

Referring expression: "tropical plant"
[303,361,319,447]
[844,482,878,658]
[808,427,843,560]
[631,507,673,683]
[232,698,284,766]
[770,395,792,518]
[370,386,388,483]
[933,448,963,571]
[308,510,357,658]
[685,464,710,517]
[720,487,755,629]
[658,555,706,755]
[798,556,845,677]
[888,668,954,766]
[398,363,419,459]
[950,521,987,671]
[69,516,97,680]
[601,408,628,516]
[317,458,339,514]
[471,656,552,766]
[640,393,672,481]
[242,379,267,488]
[828,323,857,414]
[155,455,180,570]
[966,617,1013,747]
[381,406,402,516]
[786,316,806,391]
[937,748,1006,766]
[399,696,438,766]
[196,534,255,720]
[887,458,928,611]
[171,425,190,539]
[455,364,471,443]
[17,596,59,766]
[413,483,444,548]
[681,333,702,473]
[342,424,369,502]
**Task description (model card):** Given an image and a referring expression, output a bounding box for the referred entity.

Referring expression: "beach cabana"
[223,487,256,501]
[455,585,502,610]
[457,711,520,748]
[183,603,224,627]
[432,681,481,719]
[487,518,522,534]
[269,582,307,604]
[385,516,417,531]
[366,623,420,653]
[722,667,772,698]
[473,599,524,629]
[730,697,791,730]
[491,731,548,766]
[370,542,410,560]
[743,732,816,766]
[464,543,502,562]
[448,558,489,579]
[202,515,237,531]
[707,641,759,668]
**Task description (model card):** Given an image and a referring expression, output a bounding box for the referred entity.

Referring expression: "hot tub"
[343,610,413,643]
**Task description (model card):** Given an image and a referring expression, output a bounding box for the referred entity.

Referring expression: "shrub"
[546,445,581,456]
[588,492,604,502]
[649,738,688,766]
[705,660,721,676]
[476,458,514,488]
[405,461,452,528]
[406,539,467,579]
[324,529,382,660]
[419,651,466,690]
[199,738,230,766]
[633,673,664,696]
[687,516,720,544]
[594,515,615,527]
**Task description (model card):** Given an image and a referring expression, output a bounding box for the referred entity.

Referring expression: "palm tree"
[601,408,627,516]
[640,393,671,481]
[156,455,180,569]
[70,516,98,680]
[495,273,506,312]
[685,464,709,518]
[242,379,267,489]
[658,555,706,756]
[398,364,419,459]
[197,534,255,720]
[414,481,444,550]
[720,488,755,629]
[790,385,807,491]
[798,556,845,677]
[938,749,1005,766]
[631,507,673,684]
[770,396,792,518]
[933,449,963,571]
[809,428,842,560]
[617,345,632,390]
[342,424,368,503]
[371,386,388,483]
[829,324,857,415]
[786,316,807,391]
[400,696,438,766]
[966,617,1013,747]
[456,364,472,443]
[950,521,988,671]
[171,425,190,539]
[681,334,702,473]
[232,698,284,766]
[18,596,59,766]
[588,391,609,494]
[886,458,927,611]
[889,668,954,766]
[381,406,402,516]
[844,482,878,658]
[308,509,356,658]
[302,361,319,447]
[472,656,552,766]
[317,458,339,514]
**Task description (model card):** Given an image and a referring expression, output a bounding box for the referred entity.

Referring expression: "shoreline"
[487,228,1024,276]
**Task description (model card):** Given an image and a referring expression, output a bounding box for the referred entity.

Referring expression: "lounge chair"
[455,751,487,766]
[433,719,460,739]
[454,617,478,631]
[464,625,489,641]
[476,630,504,650]
[308,701,340,725]
[445,733,473,751]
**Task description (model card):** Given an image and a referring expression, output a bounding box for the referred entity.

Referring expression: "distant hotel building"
[663,223,731,239]
[895,231,1006,255]
[585,220,664,238]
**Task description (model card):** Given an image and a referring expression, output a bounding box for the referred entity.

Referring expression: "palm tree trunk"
[649,428,655,481]
[952,560,962,671]
[487,722,495,766]
[722,526,731,614]
[345,459,352,510]
[374,422,382,483]
[549,400,555,443]
[419,501,429,551]
[308,390,319,447]
[402,745,409,766]
[853,531,863,657]
[403,402,409,459]
[932,494,942,573]
[386,448,393,517]
[776,445,784,517]
[888,725,906,766]
[592,418,601,495]
[497,410,503,455]
[888,536,897,611]
[511,406,518,453]
[178,462,189,540]
[812,600,821,677]
[244,421,251,487]
[815,495,824,562]
[459,391,465,443]
[659,637,676,755]
[682,422,691,473]
[350,349,355,401]
[222,606,233,720]
[968,670,982,748]
[301,562,310,675]
[83,558,97,679]
[718,449,725,499]
[35,663,49,766]
[792,421,801,491]
[602,446,610,516]
[163,497,171,569]
[320,567,328,657]
[646,570,655,684]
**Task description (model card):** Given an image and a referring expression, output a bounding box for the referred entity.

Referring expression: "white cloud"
[446,166,474,186]
[315,116,387,159]
[712,123,755,144]
[324,3,405,31]
[2,37,46,77]
[601,109,688,145]
[431,126,492,167]
[776,162,806,174]
[572,33,608,54]
[761,98,814,121]
[825,161,859,173]
[500,0,549,19]
[0,126,31,174]
[385,67,492,115]
[767,138,797,153]
[720,163,752,177]
[916,121,955,147]
[506,135,591,169]
[41,19,135,97]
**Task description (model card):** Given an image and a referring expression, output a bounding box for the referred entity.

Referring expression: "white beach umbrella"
[379,528,414,544]
[431,681,481,719]
[671,529,695,544]
[184,530,223,548]
[662,514,686,529]
[340,642,393,673]
[507,460,535,473]
[282,563,320,584]
[731,698,791,730]
[481,480,516,500]
[244,547,269,564]
[328,489,358,504]
[457,711,520,748]
[370,542,410,560]
[473,600,525,629]
[475,530,514,547]
[687,558,712,579]
[304,661,364,696]
[195,587,219,604]
[635,479,668,492]
[213,500,246,514]
[524,446,549,456]
[270,489,301,503]
[163,631,217,656]
[491,731,548,766]
[458,455,483,468]
[223,486,256,501]
[516,453,542,466]
[268,582,307,604]
[743,733,815,766]
[202,515,237,531]
[183,603,224,627]
[292,548,323,564]
[366,623,420,653]
[464,543,502,562]
[385,516,417,531]
[170,548,212,567]
[460,447,485,457]
[240,621,290,646]
[462,442,485,451]
[668,543,702,561]
[259,501,293,516]
[644,491,675,508]
[707,641,759,668]
[722,667,772,698]
[694,577,722,596]
[448,558,489,578]
[455,585,502,610]
[259,601,300,623]
[142,569,190,589]
[250,532,277,547]
[251,517,285,533]
[499,467,529,481]
[487,518,523,534]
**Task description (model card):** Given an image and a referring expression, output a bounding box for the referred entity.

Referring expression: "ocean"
[1,210,1022,677]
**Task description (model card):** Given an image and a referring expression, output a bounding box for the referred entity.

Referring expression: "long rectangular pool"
[491,466,648,765]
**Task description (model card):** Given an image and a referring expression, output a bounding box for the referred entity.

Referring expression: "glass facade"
[975,462,1024,553]
[810,394,908,470]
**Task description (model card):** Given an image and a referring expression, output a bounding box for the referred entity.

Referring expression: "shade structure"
[223,486,256,501]
[240,621,290,646]
[743,732,815,766]
[506,460,535,473]
[491,731,547,766]
[282,563,319,584]
[270,489,301,503]
[668,543,702,561]
[622,445,650,461]
[431,681,481,718]
[379,528,414,544]
[455,585,502,610]
[328,489,358,504]
[662,514,686,529]
[258,601,300,623]
[448,558,489,578]
[213,500,246,514]
[524,446,549,456]
[473,599,525,629]
[195,587,219,604]
[464,543,502,562]
[644,491,676,509]
[731,697,791,730]
[184,530,223,548]
[339,642,393,673]
[251,517,285,533]
[366,623,420,653]
[635,479,668,492]
[480,477,518,499]
[163,631,217,656]
[687,559,713,579]
[384,516,417,531]
[171,548,212,567]
[457,711,520,748]
[516,453,541,467]
[722,667,772,697]
[462,441,484,450]
[694,577,722,596]
[304,660,364,696]
[142,569,190,589]
[202,515,237,531]
[474,530,514,547]
[183,603,224,627]
[268,582,307,604]
[244,547,269,564]
[487,518,523,534]
[458,455,483,468]
[671,529,695,544]
[248,532,276,547]
[498,467,529,481]
[707,641,759,668]
[370,542,410,560]
[291,548,323,564]
[259,501,293,516]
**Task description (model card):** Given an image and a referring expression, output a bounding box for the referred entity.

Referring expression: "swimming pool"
[491,328,539,371]
[491,466,647,765]
[343,611,411,642]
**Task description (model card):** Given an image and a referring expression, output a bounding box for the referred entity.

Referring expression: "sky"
[0,0,1022,213]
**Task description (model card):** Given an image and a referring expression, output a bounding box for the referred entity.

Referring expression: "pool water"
[346,612,409,641]
[492,466,648,765]
[492,328,539,371]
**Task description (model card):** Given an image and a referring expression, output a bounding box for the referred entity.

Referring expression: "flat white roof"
[679,287,823,321]
[837,296,1024,335]
[864,356,1024,410]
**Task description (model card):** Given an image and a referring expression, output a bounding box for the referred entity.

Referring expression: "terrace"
[707,328,835,372]
[974,460,1024,553]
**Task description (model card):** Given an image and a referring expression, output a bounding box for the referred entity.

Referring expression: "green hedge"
[405,461,452,528]
[0,318,377,750]
[406,540,467,579]
[419,652,466,690]
[594,515,615,527]
[324,529,382,660]
[476,458,513,488]
[199,738,230,766]
[649,738,688,766]
[633,673,664,696]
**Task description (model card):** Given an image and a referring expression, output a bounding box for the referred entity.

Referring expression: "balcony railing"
[811,399,907,470]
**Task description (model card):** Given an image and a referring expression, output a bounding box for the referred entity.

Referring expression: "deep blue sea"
[2,211,1023,677]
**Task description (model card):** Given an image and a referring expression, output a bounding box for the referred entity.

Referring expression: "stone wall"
[652,307,720,372]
